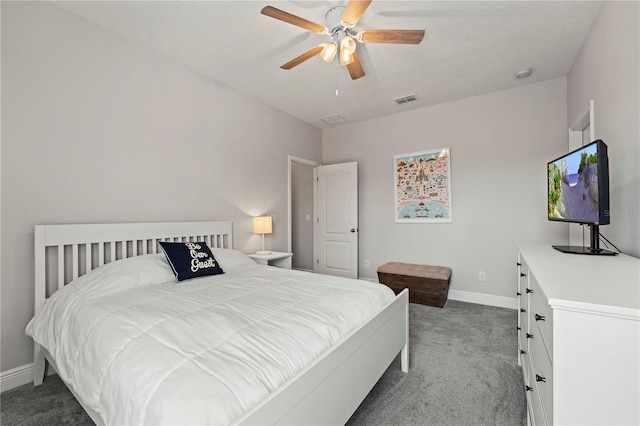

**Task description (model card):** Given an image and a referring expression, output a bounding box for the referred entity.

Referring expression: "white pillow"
[69,253,176,296]
[210,248,257,270]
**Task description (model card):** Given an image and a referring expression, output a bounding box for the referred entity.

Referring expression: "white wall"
[1,2,321,373]
[323,78,568,301]
[567,1,640,257]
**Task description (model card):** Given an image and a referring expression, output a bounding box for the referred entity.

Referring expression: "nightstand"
[248,251,293,269]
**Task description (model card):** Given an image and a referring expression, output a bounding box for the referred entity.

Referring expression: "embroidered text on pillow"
[187,243,217,272]
[159,242,224,282]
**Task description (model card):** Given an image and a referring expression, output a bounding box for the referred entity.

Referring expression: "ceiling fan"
[261,0,425,80]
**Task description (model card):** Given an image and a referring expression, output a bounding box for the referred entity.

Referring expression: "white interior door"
[314,162,358,278]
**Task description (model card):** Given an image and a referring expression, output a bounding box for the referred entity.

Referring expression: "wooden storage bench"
[377,262,452,308]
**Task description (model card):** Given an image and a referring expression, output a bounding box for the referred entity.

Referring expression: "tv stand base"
[552,245,618,255]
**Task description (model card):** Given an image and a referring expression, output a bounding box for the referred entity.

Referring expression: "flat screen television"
[547,139,616,255]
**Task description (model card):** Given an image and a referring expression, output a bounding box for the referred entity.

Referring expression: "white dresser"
[517,245,639,425]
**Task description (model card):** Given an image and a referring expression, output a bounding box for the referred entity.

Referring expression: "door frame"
[287,155,320,258]
[568,100,595,247]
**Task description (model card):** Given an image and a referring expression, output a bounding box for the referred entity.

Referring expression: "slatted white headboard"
[34,221,233,313]
[32,220,233,387]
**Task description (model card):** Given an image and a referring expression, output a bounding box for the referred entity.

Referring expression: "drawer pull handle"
[535,313,546,321]
[536,374,546,383]
[525,385,533,392]
[517,292,521,296]
[520,308,526,313]
[520,349,526,355]
[517,262,522,266]
[517,326,521,331]
[526,288,533,294]
[520,272,527,277]
[526,333,533,339]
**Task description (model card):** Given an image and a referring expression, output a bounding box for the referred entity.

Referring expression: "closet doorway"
[288,156,318,272]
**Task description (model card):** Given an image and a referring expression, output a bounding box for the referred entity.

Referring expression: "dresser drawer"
[529,332,553,423]
[528,273,553,359]
[528,367,550,426]
[519,304,529,327]
[523,351,549,426]
[520,345,531,387]
[519,308,529,353]
[518,257,529,296]
[517,256,529,362]
[530,294,553,361]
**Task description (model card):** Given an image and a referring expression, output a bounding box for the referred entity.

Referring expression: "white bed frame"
[33,221,409,425]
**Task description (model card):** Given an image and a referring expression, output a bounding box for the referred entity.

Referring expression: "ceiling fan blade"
[341,0,372,28]
[359,29,425,44]
[280,45,325,70]
[261,6,326,34]
[346,51,365,80]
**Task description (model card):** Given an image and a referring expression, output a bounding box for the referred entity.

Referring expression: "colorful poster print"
[394,148,452,223]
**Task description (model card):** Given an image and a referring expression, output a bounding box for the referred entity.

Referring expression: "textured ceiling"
[53,1,602,129]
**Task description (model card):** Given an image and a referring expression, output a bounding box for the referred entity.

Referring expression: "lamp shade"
[253,216,273,234]
[321,42,338,63]
[340,36,356,56]
[339,49,354,66]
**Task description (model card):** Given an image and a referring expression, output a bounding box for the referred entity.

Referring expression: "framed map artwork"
[394,147,452,223]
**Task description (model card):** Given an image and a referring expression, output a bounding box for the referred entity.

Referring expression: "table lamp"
[253,216,273,255]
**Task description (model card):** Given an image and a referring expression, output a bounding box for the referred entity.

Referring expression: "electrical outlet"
[364,260,370,268]
[478,271,486,282]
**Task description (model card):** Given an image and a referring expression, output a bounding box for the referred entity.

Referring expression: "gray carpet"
[1,300,526,426]
[347,300,526,426]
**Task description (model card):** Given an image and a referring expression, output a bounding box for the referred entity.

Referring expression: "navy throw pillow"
[159,241,224,282]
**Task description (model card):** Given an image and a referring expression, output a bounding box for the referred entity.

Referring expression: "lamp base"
[256,250,272,255]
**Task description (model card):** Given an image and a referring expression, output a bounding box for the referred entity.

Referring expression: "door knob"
[350,228,356,232]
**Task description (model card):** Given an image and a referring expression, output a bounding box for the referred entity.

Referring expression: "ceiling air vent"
[394,94,417,105]
[320,114,348,125]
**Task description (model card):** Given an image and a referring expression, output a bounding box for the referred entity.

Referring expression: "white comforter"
[26,252,394,425]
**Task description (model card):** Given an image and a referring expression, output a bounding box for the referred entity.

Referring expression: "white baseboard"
[359,277,517,310]
[448,289,517,310]
[1,363,33,392]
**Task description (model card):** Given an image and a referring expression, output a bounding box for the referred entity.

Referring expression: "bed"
[27,221,409,425]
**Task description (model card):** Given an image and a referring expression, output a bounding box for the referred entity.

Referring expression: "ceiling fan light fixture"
[340,36,356,56]
[321,42,338,63]
[262,1,426,80]
[340,50,355,66]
